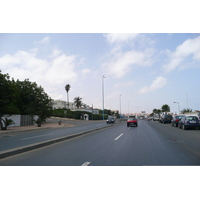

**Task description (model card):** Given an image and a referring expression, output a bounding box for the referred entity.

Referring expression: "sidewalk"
[0,119,71,136]
[0,117,106,137]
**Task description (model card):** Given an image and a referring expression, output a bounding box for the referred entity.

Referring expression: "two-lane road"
[0,119,200,165]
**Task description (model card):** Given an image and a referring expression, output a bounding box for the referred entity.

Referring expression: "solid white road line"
[114,133,124,140]
[82,162,91,166]
[21,133,54,140]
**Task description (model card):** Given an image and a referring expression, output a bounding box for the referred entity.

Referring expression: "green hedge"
[52,109,108,120]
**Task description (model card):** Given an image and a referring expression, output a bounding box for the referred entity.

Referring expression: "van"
[159,114,172,123]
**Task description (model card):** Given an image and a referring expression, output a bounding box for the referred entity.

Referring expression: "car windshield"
[176,115,184,119]
[186,116,198,120]
[128,118,136,120]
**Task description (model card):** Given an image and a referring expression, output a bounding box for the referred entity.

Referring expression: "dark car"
[171,115,185,127]
[159,114,172,123]
[127,117,138,127]
[106,117,115,124]
[179,116,200,130]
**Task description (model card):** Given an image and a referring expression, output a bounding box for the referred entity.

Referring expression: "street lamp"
[119,94,122,117]
[102,75,106,120]
[174,102,180,114]
[128,101,129,117]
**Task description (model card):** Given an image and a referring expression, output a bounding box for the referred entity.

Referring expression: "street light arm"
[173,101,180,114]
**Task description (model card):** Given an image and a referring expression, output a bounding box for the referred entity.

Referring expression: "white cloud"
[50,49,62,58]
[104,33,139,44]
[0,49,78,100]
[44,54,77,85]
[163,35,200,73]
[138,76,167,94]
[34,36,50,44]
[114,81,135,88]
[102,49,153,78]
[81,68,91,74]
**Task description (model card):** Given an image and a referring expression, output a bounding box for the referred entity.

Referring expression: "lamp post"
[119,94,122,117]
[128,101,129,117]
[174,102,180,114]
[102,75,106,120]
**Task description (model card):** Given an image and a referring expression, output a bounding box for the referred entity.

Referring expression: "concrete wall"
[2,115,21,127]
[1,115,38,127]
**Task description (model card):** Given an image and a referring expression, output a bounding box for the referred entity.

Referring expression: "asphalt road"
[0,119,200,166]
[0,119,114,152]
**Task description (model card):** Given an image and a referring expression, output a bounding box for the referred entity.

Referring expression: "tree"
[14,79,53,121]
[153,109,158,115]
[0,71,19,130]
[181,108,192,114]
[74,97,82,108]
[0,71,53,129]
[82,103,87,109]
[161,104,170,114]
[153,108,162,116]
[65,84,71,110]
[157,109,162,116]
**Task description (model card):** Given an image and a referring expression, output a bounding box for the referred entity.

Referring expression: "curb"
[0,123,119,159]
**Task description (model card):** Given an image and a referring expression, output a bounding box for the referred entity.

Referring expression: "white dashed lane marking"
[114,133,124,140]
[82,162,91,166]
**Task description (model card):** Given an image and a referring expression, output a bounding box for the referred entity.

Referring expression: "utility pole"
[102,75,106,120]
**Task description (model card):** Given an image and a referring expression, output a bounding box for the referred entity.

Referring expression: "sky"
[1,33,200,115]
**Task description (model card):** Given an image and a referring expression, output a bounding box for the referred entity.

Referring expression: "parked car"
[159,114,172,123]
[178,116,200,130]
[106,117,115,124]
[153,116,159,121]
[148,117,153,121]
[127,117,138,127]
[171,115,185,127]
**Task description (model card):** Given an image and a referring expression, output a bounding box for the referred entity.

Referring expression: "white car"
[153,116,159,121]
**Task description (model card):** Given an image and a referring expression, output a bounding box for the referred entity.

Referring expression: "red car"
[127,117,138,127]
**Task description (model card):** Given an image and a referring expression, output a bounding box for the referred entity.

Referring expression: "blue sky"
[1,33,200,115]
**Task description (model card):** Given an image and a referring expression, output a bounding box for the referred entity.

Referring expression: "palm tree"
[181,108,192,114]
[74,97,82,108]
[157,109,162,116]
[153,109,158,114]
[65,84,71,110]
[161,104,170,114]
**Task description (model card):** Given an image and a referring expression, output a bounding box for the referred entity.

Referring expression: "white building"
[52,100,74,110]
[71,108,99,114]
